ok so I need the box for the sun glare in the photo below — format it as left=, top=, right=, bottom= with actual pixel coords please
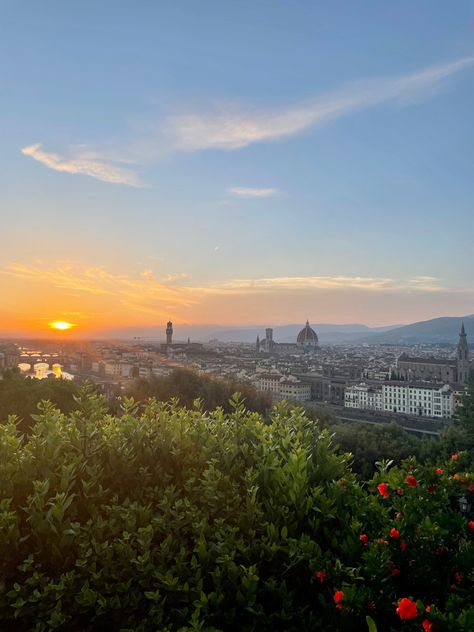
left=49, top=321, right=75, bottom=331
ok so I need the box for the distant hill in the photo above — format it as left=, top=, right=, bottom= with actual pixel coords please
left=359, top=315, right=474, bottom=345
left=96, top=323, right=399, bottom=344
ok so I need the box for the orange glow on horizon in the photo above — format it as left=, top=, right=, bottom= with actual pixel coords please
left=49, top=321, right=75, bottom=331
left=1, top=260, right=471, bottom=337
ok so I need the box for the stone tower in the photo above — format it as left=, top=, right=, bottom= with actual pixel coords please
left=456, top=322, right=470, bottom=383
left=265, top=328, right=274, bottom=353
left=166, top=320, right=173, bottom=345
left=256, top=335, right=260, bottom=353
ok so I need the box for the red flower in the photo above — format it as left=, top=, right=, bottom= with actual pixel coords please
left=422, top=620, right=433, bottom=632
left=400, top=541, right=407, bottom=552
left=425, top=606, right=431, bottom=613
left=367, top=600, right=376, bottom=612
left=451, top=453, right=459, bottom=460
left=377, top=482, right=390, bottom=498
left=405, top=475, right=418, bottom=488
left=468, top=521, right=474, bottom=532
left=391, top=566, right=401, bottom=577
left=453, top=473, right=460, bottom=480
left=360, top=534, right=369, bottom=545
left=427, top=484, right=436, bottom=494
left=333, top=591, right=344, bottom=608
left=396, top=598, right=418, bottom=620
left=390, top=527, right=400, bottom=539
left=453, top=572, right=462, bottom=583
left=314, top=570, right=326, bottom=583
left=435, top=468, right=443, bottom=475
left=468, top=484, right=474, bottom=492
left=397, top=487, right=404, bottom=495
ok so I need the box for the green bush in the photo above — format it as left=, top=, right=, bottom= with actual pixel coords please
left=0, top=389, right=473, bottom=630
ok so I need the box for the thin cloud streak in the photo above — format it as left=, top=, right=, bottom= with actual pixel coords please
left=230, top=187, right=279, bottom=198
left=213, top=276, right=451, bottom=293
left=21, top=144, right=141, bottom=187
left=20, top=57, right=474, bottom=185
left=166, top=57, right=474, bottom=151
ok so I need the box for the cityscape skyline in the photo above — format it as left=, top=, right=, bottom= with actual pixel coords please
left=1, top=2, right=474, bottom=336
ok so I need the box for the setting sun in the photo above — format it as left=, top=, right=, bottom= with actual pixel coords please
left=49, top=321, right=75, bottom=331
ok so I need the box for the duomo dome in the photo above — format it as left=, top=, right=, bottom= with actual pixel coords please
left=296, top=321, right=319, bottom=349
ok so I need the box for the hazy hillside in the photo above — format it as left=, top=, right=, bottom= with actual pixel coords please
left=360, top=315, right=474, bottom=344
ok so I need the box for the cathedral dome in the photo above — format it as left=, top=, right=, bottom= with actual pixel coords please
left=296, top=321, right=319, bottom=348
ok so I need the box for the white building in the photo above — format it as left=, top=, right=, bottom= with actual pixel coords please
left=255, top=373, right=282, bottom=396
left=383, top=382, right=454, bottom=418
left=138, top=366, right=152, bottom=379
left=345, top=381, right=455, bottom=419
left=344, top=383, right=383, bottom=411
left=278, top=379, right=311, bottom=402
left=104, top=362, right=133, bottom=378
left=255, top=373, right=311, bottom=402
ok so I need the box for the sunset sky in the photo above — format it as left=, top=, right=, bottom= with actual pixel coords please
left=1, top=1, right=474, bottom=338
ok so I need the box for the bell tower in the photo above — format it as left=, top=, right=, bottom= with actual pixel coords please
left=456, top=322, right=470, bottom=383
left=166, top=320, right=173, bottom=346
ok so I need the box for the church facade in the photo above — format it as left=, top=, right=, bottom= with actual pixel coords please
left=396, top=324, right=471, bottom=384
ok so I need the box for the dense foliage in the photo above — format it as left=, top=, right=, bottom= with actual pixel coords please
left=126, top=368, right=272, bottom=415
left=457, top=380, right=474, bottom=450
left=1, top=388, right=473, bottom=631
left=0, top=369, right=80, bottom=433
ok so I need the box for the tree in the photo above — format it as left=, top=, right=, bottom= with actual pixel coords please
left=457, top=379, right=474, bottom=449
left=126, top=368, right=272, bottom=415
left=0, top=369, right=81, bottom=432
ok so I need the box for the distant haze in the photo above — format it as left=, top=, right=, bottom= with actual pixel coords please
left=5, top=315, right=467, bottom=345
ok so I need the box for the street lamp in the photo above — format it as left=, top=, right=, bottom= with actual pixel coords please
left=457, top=495, right=471, bottom=514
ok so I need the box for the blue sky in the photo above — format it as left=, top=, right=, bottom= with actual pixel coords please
left=1, top=1, right=473, bottom=334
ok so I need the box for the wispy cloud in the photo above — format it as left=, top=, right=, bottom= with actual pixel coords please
left=165, top=58, right=474, bottom=151
left=230, top=187, right=279, bottom=198
left=213, top=275, right=450, bottom=293
left=21, top=144, right=141, bottom=187
left=3, top=261, right=473, bottom=332
left=2, top=262, right=454, bottom=301
left=216, top=276, right=394, bottom=292
left=19, top=58, right=474, bottom=185
left=1, top=262, right=198, bottom=316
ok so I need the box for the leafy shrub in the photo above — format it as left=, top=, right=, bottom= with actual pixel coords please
left=0, top=389, right=472, bottom=630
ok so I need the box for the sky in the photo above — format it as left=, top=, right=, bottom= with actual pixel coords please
left=1, top=1, right=474, bottom=338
